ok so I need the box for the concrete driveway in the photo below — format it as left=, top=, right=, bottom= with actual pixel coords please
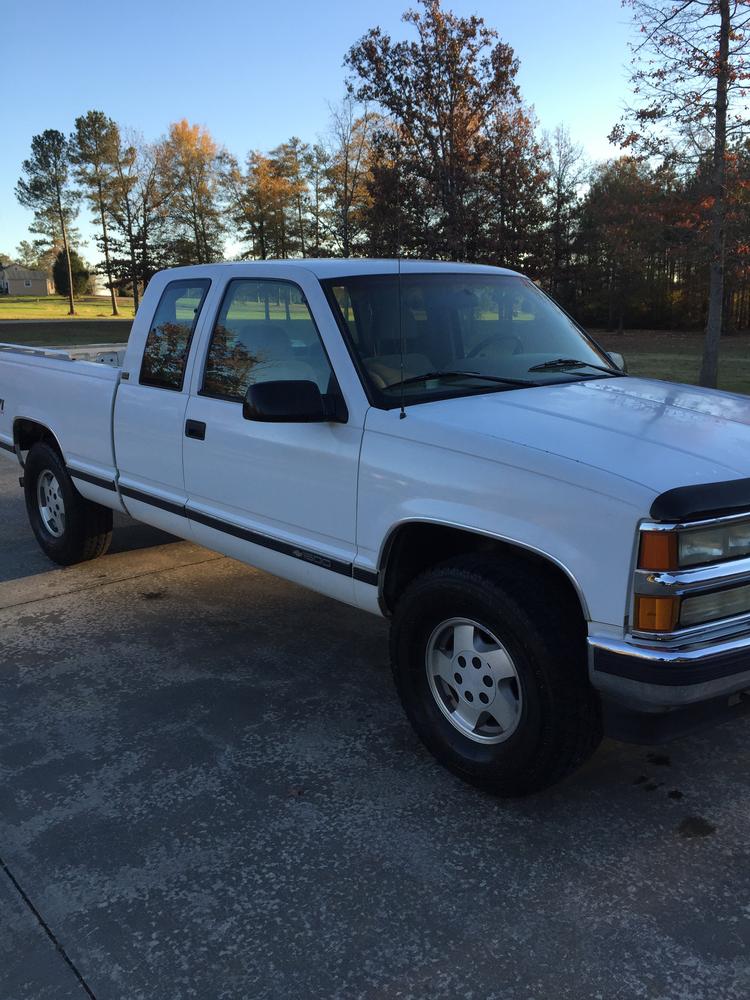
left=1, top=457, right=749, bottom=999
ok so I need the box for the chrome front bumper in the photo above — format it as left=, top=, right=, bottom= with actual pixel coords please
left=589, top=630, right=750, bottom=709
left=588, top=630, right=750, bottom=743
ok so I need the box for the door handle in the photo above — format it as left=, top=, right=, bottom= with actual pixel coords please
left=185, top=419, right=206, bottom=441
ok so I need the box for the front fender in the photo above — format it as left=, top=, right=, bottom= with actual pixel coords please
left=356, top=420, right=648, bottom=628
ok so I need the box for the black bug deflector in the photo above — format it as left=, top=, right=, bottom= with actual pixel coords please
left=651, top=477, right=750, bottom=522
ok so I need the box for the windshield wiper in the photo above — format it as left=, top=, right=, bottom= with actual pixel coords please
left=384, top=370, right=538, bottom=390
left=527, top=357, right=626, bottom=376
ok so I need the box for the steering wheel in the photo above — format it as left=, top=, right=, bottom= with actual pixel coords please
left=466, top=334, right=523, bottom=360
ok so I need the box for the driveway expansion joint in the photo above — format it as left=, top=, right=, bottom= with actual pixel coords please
left=0, top=553, right=226, bottom=613
left=0, top=853, right=98, bottom=999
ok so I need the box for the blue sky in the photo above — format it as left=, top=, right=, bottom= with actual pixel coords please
left=1, top=0, right=634, bottom=260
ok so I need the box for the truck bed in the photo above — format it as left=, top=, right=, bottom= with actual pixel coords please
left=0, top=343, right=123, bottom=489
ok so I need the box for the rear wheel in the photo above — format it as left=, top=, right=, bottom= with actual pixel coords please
left=24, top=442, right=113, bottom=566
left=390, top=556, right=602, bottom=797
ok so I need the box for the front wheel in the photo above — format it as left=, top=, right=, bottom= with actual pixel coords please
left=390, top=556, right=602, bottom=797
left=23, top=442, right=113, bottom=566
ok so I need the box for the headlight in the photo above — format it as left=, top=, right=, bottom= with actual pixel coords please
left=639, top=520, right=750, bottom=570
left=679, top=522, right=750, bottom=567
left=680, top=584, right=750, bottom=628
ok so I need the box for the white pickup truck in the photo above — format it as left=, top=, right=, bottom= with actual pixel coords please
left=3, top=259, right=750, bottom=796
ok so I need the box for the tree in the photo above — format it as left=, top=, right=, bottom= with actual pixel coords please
left=52, top=247, right=89, bottom=297
left=16, top=238, right=59, bottom=273
left=546, top=125, right=585, bottom=304
left=158, top=120, right=226, bottom=264
left=228, top=151, right=298, bottom=259
left=481, top=105, right=550, bottom=271
left=612, top=0, right=750, bottom=386
left=271, top=137, right=312, bottom=256
left=130, top=141, right=172, bottom=288
left=725, top=139, right=750, bottom=330
left=71, top=110, right=121, bottom=315
left=346, top=0, right=524, bottom=260
left=578, top=158, right=672, bottom=330
left=16, top=130, right=79, bottom=314
left=16, top=240, right=41, bottom=269
left=325, top=97, right=376, bottom=257
left=362, top=128, right=406, bottom=256
left=108, top=133, right=172, bottom=308
left=107, top=132, right=141, bottom=306
left=303, top=143, right=331, bottom=256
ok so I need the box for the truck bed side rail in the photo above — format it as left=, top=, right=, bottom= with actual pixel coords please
left=0, top=342, right=74, bottom=361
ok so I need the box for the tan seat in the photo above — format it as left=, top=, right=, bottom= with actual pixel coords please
left=365, top=353, right=435, bottom=389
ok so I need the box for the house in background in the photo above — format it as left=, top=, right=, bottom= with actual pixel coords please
left=0, top=263, right=54, bottom=296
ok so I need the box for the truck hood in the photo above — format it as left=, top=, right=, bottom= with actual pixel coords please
left=405, top=377, right=750, bottom=496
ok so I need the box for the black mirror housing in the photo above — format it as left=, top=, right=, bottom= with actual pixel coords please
left=243, top=379, right=335, bottom=423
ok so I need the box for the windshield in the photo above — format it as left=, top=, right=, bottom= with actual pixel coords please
left=323, top=273, right=618, bottom=407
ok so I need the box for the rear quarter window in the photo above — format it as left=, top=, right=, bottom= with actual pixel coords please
left=139, top=279, right=211, bottom=391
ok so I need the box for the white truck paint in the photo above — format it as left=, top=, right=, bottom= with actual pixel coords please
left=3, top=259, right=750, bottom=793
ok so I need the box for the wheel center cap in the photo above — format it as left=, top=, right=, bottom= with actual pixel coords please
left=454, top=651, right=496, bottom=704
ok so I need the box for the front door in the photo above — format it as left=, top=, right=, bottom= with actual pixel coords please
left=182, top=276, right=362, bottom=604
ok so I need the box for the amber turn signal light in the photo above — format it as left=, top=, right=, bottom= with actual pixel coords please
left=638, top=532, right=678, bottom=571
left=634, top=595, right=680, bottom=632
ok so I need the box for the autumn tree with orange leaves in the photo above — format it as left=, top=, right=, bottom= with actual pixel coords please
left=226, top=149, right=301, bottom=259
left=158, top=119, right=227, bottom=264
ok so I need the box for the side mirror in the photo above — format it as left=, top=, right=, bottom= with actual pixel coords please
left=607, top=351, right=627, bottom=373
left=243, top=379, right=335, bottom=423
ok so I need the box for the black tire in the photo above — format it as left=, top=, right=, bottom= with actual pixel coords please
left=390, top=555, right=602, bottom=797
left=23, top=441, right=113, bottom=566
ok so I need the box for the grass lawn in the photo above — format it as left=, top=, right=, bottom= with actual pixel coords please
left=0, top=295, right=135, bottom=320
left=596, top=329, right=750, bottom=397
left=0, top=325, right=131, bottom=348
